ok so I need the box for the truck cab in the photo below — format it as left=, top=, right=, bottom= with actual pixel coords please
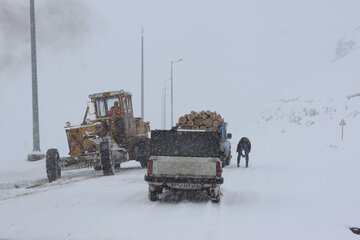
left=219, top=122, right=232, bottom=167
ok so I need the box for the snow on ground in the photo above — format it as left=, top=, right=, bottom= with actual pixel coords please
left=0, top=110, right=360, bottom=239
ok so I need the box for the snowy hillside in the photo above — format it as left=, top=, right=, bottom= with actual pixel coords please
left=259, top=94, right=360, bottom=127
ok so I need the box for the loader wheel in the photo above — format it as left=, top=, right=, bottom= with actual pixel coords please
left=46, top=149, right=61, bottom=182
left=100, top=139, right=114, bottom=176
left=139, top=157, right=148, bottom=168
left=94, top=165, right=102, bottom=171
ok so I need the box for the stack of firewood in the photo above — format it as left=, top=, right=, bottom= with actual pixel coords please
left=176, top=110, right=224, bottom=132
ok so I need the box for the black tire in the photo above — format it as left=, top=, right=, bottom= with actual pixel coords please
left=211, top=195, right=220, bottom=203
left=94, top=165, right=102, bottom=171
left=46, top=149, right=61, bottom=182
left=57, top=167, right=61, bottom=178
left=225, top=156, right=231, bottom=166
left=100, top=139, right=114, bottom=175
left=210, top=188, right=221, bottom=203
left=148, top=187, right=158, bottom=201
left=139, top=157, right=148, bottom=168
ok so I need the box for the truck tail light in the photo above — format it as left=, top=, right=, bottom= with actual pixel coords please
left=216, top=161, right=222, bottom=177
left=147, top=159, right=153, bottom=175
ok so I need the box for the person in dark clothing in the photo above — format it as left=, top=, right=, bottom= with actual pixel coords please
left=237, top=137, right=251, bottom=168
left=108, top=101, right=121, bottom=117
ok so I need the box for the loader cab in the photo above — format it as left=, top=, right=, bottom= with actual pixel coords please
left=95, top=96, right=120, bottom=117
left=90, top=90, right=135, bottom=131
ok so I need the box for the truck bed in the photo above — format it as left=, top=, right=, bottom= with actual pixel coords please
left=150, top=129, right=220, bottom=157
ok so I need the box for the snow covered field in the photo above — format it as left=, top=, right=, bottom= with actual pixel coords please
left=0, top=115, right=359, bottom=240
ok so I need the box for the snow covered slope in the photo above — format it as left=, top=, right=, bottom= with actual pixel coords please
left=259, top=95, right=360, bottom=127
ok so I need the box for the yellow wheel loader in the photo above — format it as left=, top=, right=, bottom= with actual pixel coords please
left=46, top=90, right=150, bottom=182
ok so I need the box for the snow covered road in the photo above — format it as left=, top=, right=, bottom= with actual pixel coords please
left=1, top=125, right=359, bottom=240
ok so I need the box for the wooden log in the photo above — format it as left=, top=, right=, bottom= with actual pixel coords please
left=178, top=116, right=187, bottom=124
left=179, top=123, right=190, bottom=129
left=194, top=118, right=204, bottom=126
left=192, top=125, right=199, bottom=130
left=187, top=120, right=194, bottom=126
left=212, top=120, right=220, bottom=128
left=177, top=111, right=225, bottom=132
left=204, top=118, right=212, bottom=126
left=209, top=112, right=216, bottom=118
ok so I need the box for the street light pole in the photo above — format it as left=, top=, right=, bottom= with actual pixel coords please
left=28, top=0, right=44, bottom=161
left=141, top=28, right=144, bottom=120
left=162, top=78, right=170, bottom=129
left=162, top=83, right=165, bottom=129
left=170, top=58, right=183, bottom=127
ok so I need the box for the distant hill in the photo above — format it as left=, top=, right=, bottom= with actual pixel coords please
left=259, top=94, right=360, bottom=127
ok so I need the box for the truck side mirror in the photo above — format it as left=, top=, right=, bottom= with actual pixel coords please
left=227, top=133, right=232, bottom=139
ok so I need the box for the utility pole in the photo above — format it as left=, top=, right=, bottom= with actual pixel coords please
left=162, top=79, right=170, bottom=129
left=170, top=58, right=183, bottom=127
left=28, top=0, right=44, bottom=161
left=162, top=81, right=166, bottom=129
left=141, top=28, right=144, bottom=120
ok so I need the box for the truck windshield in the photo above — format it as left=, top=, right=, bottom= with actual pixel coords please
left=96, top=96, right=120, bottom=117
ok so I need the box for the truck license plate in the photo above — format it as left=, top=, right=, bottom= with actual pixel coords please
left=168, top=183, right=202, bottom=189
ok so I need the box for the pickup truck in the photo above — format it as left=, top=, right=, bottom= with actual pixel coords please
left=144, top=128, right=225, bottom=203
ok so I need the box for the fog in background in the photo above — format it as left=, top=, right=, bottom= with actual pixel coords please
left=0, top=0, right=359, bottom=160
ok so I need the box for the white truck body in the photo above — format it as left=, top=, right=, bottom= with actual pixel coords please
left=152, top=156, right=218, bottom=177
left=149, top=156, right=221, bottom=190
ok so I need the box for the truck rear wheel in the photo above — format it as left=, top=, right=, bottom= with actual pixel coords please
left=148, top=187, right=158, bottom=201
left=46, top=149, right=61, bottom=182
left=100, top=139, right=114, bottom=175
left=211, top=194, right=220, bottom=203
left=210, top=188, right=221, bottom=203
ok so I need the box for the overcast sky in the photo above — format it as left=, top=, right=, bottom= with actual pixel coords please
left=0, top=0, right=359, bottom=159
